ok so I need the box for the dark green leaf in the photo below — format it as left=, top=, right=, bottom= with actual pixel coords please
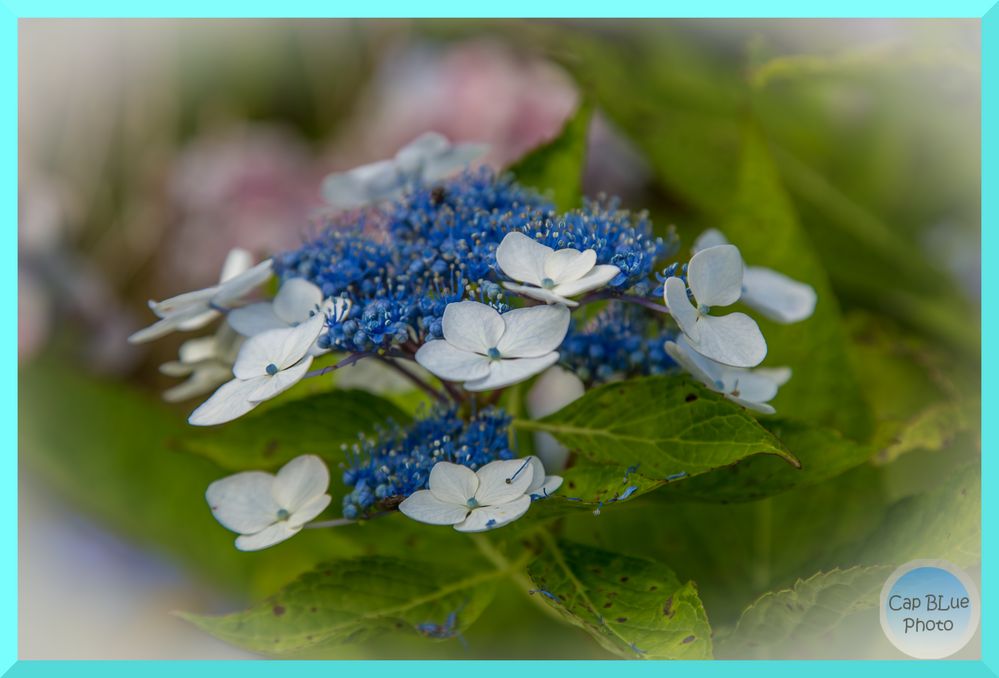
left=527, top=539, right=712, bottom=659
left=515, top=375, right=797, bottom=481
left=181, top=389, right=410, bottom=471
left=181, top=555, right=506, bottom=655
left=509, top=100, right=592, bottom=210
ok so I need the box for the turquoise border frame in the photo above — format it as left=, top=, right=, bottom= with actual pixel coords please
left=7, top=2, right=995, bottom=675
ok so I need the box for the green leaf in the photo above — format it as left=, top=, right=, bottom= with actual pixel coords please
left=515, top=375, right=797, bottom=480
left=527, top=539, right=712, bottom=659
left=725, top=125, right=872, bottom=439
left=850, top=462, right=980, bottom=568
left=716, top=566, right=891, bottom=658
left=182, top=554, right=508, bottom=655
left=19, top=359, right=364, bottom=597
left=509, top=100, right=592, bottom=210
left=181, top=389, right=410, bottom=471
left=661, top=419, right=873, bottom=503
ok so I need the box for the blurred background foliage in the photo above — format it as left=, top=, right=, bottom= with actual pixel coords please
left=19, top=19, right=979, bottom=659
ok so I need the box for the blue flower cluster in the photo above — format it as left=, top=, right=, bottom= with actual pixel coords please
left=341, top=406, right=515, bottom=519
left=275, top=168, right=673, bottom=353
left=559, top=304, right=678, bottom=384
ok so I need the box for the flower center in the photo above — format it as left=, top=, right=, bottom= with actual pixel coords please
left=466, top=497, right=480, bottom=508
left=276, top=508, right=290, bottom=520
left=265, top=363, right=279, bottom=376
left=541, top=277, right=556, bottom=289
left=486, top=347, right=502, bottom=361
left=697, top=304, right=711, bottom=315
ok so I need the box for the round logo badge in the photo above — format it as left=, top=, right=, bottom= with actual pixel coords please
left=880, top=560, right=980, bottom=659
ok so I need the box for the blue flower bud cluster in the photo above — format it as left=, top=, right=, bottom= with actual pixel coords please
left=341, top=406, right=515, bottom=519
left=274, top=168, right=674, bottom=353
left=559, top=304, right=678, bottom=384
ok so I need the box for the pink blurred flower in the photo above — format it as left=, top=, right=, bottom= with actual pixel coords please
left=161, top=124, right=320, bottom=287
left=327, top=40, right=579, bottom=170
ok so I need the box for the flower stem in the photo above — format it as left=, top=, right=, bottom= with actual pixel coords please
left=376, top=356, right=450, bottom=404
left=305, top=352, right=373, bottom=378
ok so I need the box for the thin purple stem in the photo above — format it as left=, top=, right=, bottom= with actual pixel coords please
left=305, top=352, right=373, bottom=378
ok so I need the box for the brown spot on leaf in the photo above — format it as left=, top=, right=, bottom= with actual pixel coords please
left=263, top=440, right=279, bottom=458
left=619, top=576, right=629, bottom=583
left=682, top=635, right=695, bottom=644
left=603, top=602, right=612, bottom=608
left=685, top=393, right=698, bottom=403
left=272, top=605, right=286, bottom=616
left=663, top=596, right=674, bottom=618
left=616, top=617, right=628, bottom=623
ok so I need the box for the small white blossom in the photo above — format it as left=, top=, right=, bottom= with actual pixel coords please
left=495, top=232, right=620, bottom=307
left=399, top=457, right=562, bottom=532
left=415, top=300, right=569, bottom=391
left=128, top=248, right=272, bottom=344
left=663, top=244, right=767, bottom=368
left=188, top=303, right=331, bottom=426
left=526, top=366, right=585, bottom=471
left=321, top=132, right=488, bottom=209
left=693, top=229, right=817, bottom=324
left=206, top=454, right=332, bottom=551
left=159, top=322, right=242, bottom=402
left=665, top=335, right=790, bottom=414
left=227, top=278, right=351, bottom=350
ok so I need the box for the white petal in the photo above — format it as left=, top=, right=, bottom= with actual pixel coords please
left=495, top=232, right=552, bottom=287
left=178, top=336, right=220, bottom=364
left=212, top=259, right=274, bottom=307
left=128, top=317, right=182, bottom=344
left=725, top=371, right=779, bottom=405
left=427, top=462, right=479, bottom=505
left=273, top=455, right=330, bottom=512
left=495, top=304, right=570, bottom=358
left=664, top=337, right=724, bottom=391
left=235, top=522, right=300, bottom=551
left=742, top=267, right=817, bottom=324
left=415, top=341, right=492, bottom=382
left=322, top=159, right=403, bottom=208
left=688, top=244, right=744, bottom=307
left=664, top=277, right=700, bottom=342
left=441, top=301, right=505, bottom=353
left=273, top=278, right=323, bottom=325
left=176, top=308, right=221, bottom=332
left=233, top=314, right=324, bottom=378
left=206, top=471, right=280, bottom=534
left=474, top=458, right=535, bottom=506
left=159, top=360, right=194, bottom=378
left=551, top=264, right=620, bottom=298
left=755, top=366, right=792, bottom=387
left=689, top=313, right=767, bottom=368
left=463, top=353, right=560, bottom=392
left=219, top=248, right=254, bottom=282
left=188, top=377, right=265, bottom=426
left=227, top=303, right=286, bottom=337
left=692, top=228, right=729, bottom=253
left=150, top=287, right=217, bottom=319
left=530, top=476, right=563, bottom=501
left=526, top=366, right=585, bottom=419
left=502, top=282, right=578, bottom=307
left=162, top=364, right=233, bottom=402
left=728, top=396, right=776, bottom=415
left=399, top=490, right=470, bottom=526
left=395, top=132, right=450, bottom=174
left=246, top=357, right=313, bottom=403
left=421, top=143, right=489, bottom=182
left=454, top=496, right=532, bottom=532
left=533, top=433, right=570, bottom=473
left=525, top=456, right=548, bottom=494
left=544, top=248, right=596, bottom=285
left=288, top=493, right=332, bottom=528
